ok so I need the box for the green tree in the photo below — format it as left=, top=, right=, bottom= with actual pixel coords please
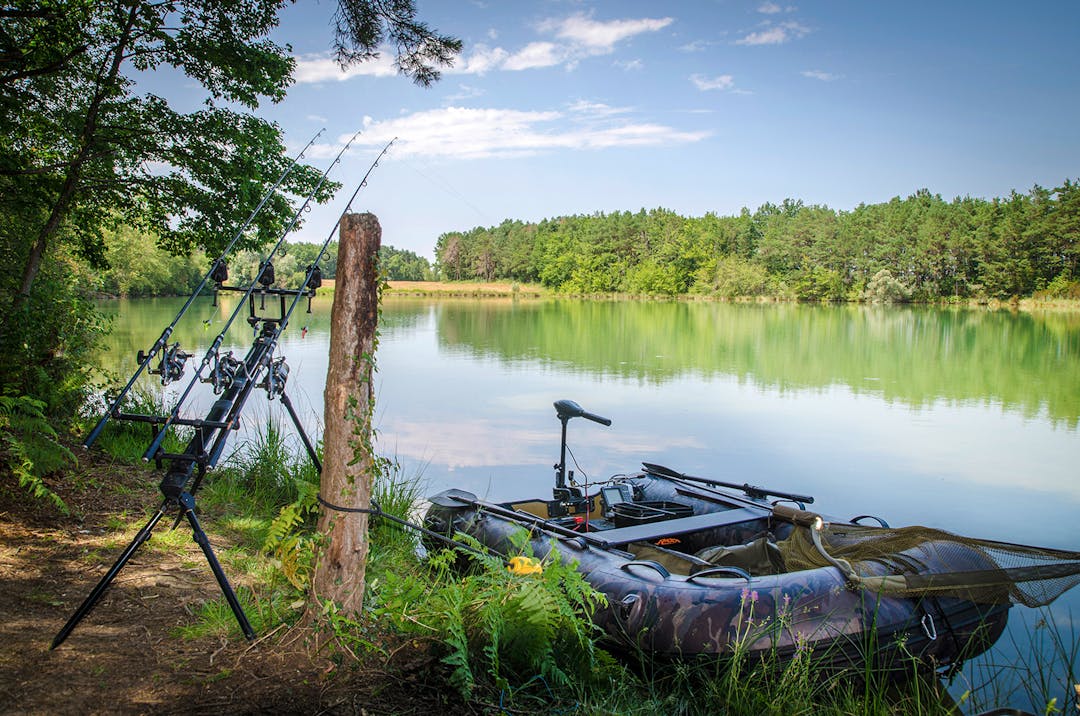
left=101, top=225, right=204, bottom=297
left=0, top=0, right=459, bottom=414
left=380, top=245, right=432, bottom=281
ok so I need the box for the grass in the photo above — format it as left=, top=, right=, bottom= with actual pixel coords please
left=87, top=418, right=1077, bottom=716
left=88, top=388, right=189, bottom=461
left=384, top=280, right=547, bottom=298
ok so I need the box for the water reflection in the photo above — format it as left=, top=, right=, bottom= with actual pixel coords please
left=433, top=300, right=1080, bottom=427
left=95, top=295, right=1080, bottom=713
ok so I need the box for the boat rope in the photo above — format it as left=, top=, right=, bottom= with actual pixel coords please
left=315, top=493, right=486, bottom=556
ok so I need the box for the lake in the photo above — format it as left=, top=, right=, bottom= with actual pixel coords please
left=95, top=295, right=1080, bottom=710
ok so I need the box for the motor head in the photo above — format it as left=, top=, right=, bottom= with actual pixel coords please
left=553, top=399, right=612, bottom=426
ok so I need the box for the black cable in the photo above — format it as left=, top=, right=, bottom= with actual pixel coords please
left=315, top=494, right=486, bottom=556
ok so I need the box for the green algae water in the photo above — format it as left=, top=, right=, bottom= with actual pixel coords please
left=95, top=296, right=1080, bottom=711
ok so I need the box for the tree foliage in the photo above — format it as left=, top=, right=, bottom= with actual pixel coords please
left=433, top=183, right=1080, bottom=301
left=332, top=0, right=462, bottom=87
left=0, top=0, right=459, bottom=426
left=379, top=244, right=433, bottom=281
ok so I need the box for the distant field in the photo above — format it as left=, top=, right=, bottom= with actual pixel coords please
left=384, top=280, right=546, bottom=297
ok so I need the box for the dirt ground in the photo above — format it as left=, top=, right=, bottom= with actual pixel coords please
left=0, top=449, right=481, bottom=715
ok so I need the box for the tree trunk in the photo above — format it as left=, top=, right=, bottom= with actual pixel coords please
left=11, top=1, right=138, bottom=311
left=310, top=213, right=381, bottom=617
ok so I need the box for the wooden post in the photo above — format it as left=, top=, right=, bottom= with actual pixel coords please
left=310, top=213, right=381, bottom=616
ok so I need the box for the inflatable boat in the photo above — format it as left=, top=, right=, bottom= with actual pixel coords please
left=423, top=401, right=1080, bottom=672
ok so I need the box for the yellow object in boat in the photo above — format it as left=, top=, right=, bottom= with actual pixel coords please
left=507, top=556, right=543, bottom=576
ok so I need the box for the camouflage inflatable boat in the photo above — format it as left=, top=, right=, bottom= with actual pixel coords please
left=424, top=401, right=1080, bottom=672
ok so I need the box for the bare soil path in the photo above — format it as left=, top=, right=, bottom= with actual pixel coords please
left=0, top=449, right=473, bottom=715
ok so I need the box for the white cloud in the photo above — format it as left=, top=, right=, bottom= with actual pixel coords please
left=295, top=14, right=673, bottom=84
left=757, top=2, right=783, bottom=14
left=543, top=13, right=674, bottom=53
left=679, top=40, right=711, bottom=53
left=314, top=105, right=709, bottom=160
left=566, top=101, right=631, bottom=118
left=445, top=84, right=486, bottom=102
left=459, top=45, right=510, bottom=75
left=292, top=52, right=398, bottom=83
left=502, top=42, right=564, bottom=71
left=616, top=58, right=644, bottom=71
left=802, top=69, right=840, bottom=81
left=306, top=114, right=328, bottom=123
left=736, top=21, right=811, bottom=45
left=691, top=73, right=736, bottom=91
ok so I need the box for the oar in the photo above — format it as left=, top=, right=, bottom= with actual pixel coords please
left=642, top=462, right=815, bottom=506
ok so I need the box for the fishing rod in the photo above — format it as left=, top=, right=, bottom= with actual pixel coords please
left=197, top=137, right=396, bottom=471
left=83, top=128, right=325, bottom=449
left=139, top=130, right=362, bottom=464
left=279, top=138, right=396, bottom=333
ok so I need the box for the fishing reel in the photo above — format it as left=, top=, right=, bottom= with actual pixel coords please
left=139, top=342, right=191, bottom=386
left=260, top=356, right=290, bottom=399
left=203, top=351, right=245, bottom=395
left=256, top=260, right=275, bottom=310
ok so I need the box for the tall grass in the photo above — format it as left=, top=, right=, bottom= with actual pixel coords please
left=87, top=388, right=188, bottom=461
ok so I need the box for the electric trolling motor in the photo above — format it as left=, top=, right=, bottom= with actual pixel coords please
left=551, top=399, right=611, bottom=513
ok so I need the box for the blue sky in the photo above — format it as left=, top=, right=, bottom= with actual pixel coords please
left=253, top=1, right=1080, bottom=259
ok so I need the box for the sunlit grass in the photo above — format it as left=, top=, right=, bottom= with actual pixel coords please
left=87, top=388, right=189, bottom=461
left=174, top=587, right=303, bottom=640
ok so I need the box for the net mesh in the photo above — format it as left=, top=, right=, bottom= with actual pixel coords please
left=777, top=523, right=1080, bottom=607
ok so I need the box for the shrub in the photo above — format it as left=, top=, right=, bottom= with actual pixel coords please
left=694, top=254, right=778, bottom=297
left=0, top=394, right=74, bottom=512
left=863, top=268, right=912, bottom=303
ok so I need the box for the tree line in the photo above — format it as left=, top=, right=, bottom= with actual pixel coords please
left=84, top=226, right=433, bottom=298
left=434, top=182, right=1080, bottom=301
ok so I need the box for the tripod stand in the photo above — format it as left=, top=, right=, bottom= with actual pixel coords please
left=51, top=485, right=252, bottom=649
left=52, top=324, right=322, bottom=650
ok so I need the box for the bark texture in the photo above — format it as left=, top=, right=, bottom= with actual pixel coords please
left=310, top=213, right=381, bottom=615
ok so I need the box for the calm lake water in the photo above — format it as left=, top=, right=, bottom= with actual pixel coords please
left=96, top=295, right=1080, bottom=710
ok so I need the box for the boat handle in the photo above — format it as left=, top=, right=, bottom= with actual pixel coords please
left=921, top=613, right=937, bottom=641
left=620, top=560, right=671, bottom=580
left=686, top=566, right=752, bottom=584
left=771, top=497, right=807, bottom=511
left=850, top=514, right=890, bottom=528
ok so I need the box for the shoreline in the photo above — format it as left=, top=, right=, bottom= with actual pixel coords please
left=381, top=280, right=1080, bottom=312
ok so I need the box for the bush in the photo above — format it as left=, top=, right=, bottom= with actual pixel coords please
left=694, top=254, right=778, bottom=298
left=794, top=267, right=846, bottom=301
left=862, top=268, right=912, bottom=303
left=622, top=260, right=685, bottom=296
left=0, top=259, right=109, bottom=421
left=0, top=394, right=74, bottom=512
left=1034, top=272, right=1080, bottom=300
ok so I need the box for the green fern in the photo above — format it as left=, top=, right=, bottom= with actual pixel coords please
left=391, top=530, right=609, bottom=701
left=262, top=462, right=321, bottom=590
left=0, top=394, right=74, bottom=513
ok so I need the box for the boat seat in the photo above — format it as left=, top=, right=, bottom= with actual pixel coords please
left=628, top=542, right=713, bottom=577
left=588, top=507, right=765, bottom=548
left=696, top=534, right=786, bottom=576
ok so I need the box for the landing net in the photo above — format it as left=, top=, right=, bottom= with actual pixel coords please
left=778, top=523, right=1080, bottom=607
